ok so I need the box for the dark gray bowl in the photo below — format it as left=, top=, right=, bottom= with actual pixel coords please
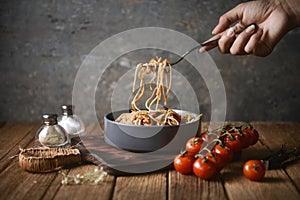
left=104, top=109, right=201, bottom=152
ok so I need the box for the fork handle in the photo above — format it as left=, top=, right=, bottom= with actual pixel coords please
left=201, top=38, right=220, bottom=46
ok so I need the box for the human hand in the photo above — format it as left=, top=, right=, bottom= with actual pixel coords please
left=200, top=0, right=300, bottom=57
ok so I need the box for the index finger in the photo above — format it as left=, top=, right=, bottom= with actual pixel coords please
left=212, top=3, right=245, bottom=34
left=199, top=34, right=220, bottom=53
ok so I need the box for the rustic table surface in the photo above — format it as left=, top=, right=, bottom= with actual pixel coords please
left=0, top=122, right=299, bottom=200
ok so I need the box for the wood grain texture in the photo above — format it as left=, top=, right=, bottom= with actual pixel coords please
left=112, top=173, right=166, bottom=200
left=222, top=143, right=299, bottom=200
left=221, top=122, right=300, bottom=200
left=53, top=165, right=115, bottom=200
left=0, top=123, right=40, bottom=172
left=0, top=123, right=108, bottom=200
left=252, top=122, right=300, bottom=193
left=43, top=123, right=109, bottom=200
left=169, top=171, right=227, bottom=200
left=76, top=134, right=175, bottom=176
left=0, top=122, right=39, bottom=159
left=0, top=122, right=299, bottom=200
left=77, top=121, right=176, bottom=175
left=0, top=122, right=60, bottom=200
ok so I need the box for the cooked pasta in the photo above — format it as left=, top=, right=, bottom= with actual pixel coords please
left=115, top=57, right=202, bottom=126
left=131, top=57, right=171, bottom=111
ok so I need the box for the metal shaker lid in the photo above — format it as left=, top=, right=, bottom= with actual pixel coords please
left=61, top=105, right=73, bottom=116
left=42, top=114, right=58, bottom=125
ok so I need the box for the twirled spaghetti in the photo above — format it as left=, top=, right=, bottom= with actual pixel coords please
left=131, top=57, right=171, bottom=111
left=115, top=57, right=202, bottom=126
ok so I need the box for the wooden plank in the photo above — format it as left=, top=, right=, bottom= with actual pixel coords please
left=1, top=122, right=299, bottom=200
left=52, top=165, right=115, bottom=200
left=0, top=123, right=40, bottom=172
left=0, top=122, right=39, bottom=159
left=0, top=123, right=102, bottom=200
left=41, top=123, right=100, bottom=199
left=221, top=124, right=300, bottom=200
left=168, top=122, right=238, bottom=200
left=252, top=122, right=300, bottom=192
left=76, top=121, right=176, bottom=176
left=112, top=173, right=166, bottom=200
left=224, top=159, right=299, bottom=200
left=169, top=171, right=227, bottom=200
left=0, top=135, right=61, bottom=200
left=3, top=168, right=59, bottom=200
left=83, top=122, right=102, bottom=136
left=0, top=122, right=61, bottom=200
left=252, top=122, right=300, bottom=148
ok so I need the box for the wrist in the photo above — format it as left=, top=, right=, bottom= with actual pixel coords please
left=275, top=0, right=300, bottom=29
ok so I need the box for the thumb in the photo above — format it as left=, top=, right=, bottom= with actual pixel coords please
left=212, top=3, right=245, bottom=34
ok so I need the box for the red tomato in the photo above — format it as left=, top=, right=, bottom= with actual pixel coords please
left=174, top=153, right=195, bottom=174
left=186, top=137, right=203, bottom=154
left=137, top=114, right=151, bottom=125
left=238, top=131, right=249, bottom=149
left=193, top=157, right=217, bottom=180
left=200, top=131, right=219, bottom=143
left=240, top=130, right=252, bottom=148
left=223, top=132, right=244, bottom=152
left=243, top=160, right=266, bottom=181
left=213, top=144, right=234, bottom=163
left=242, top=128, right=259, bottom=146
left=206, top=152, right=226, bottom=171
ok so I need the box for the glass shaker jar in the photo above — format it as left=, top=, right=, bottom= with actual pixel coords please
left=58, top=105, right=85, bottom=140
left=35, top=114, right=70, bottom=148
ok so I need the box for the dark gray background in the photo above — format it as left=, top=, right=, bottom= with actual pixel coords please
left=1, top=0, right=299, bottom=122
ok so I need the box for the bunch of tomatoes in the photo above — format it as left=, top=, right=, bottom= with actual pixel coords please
left=174, top=124, right=266, bottom=181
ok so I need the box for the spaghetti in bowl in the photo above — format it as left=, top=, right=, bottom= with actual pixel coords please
left=104, top=57, right=202, bottom=152
left=104, top=109, right=201, bottom=152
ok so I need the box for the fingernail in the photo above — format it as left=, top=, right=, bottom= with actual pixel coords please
left=246, top=24, right=255, bottom=33
left=226, top=27, right=234, bottom=37
left=199, top=47, right=205, bottom=53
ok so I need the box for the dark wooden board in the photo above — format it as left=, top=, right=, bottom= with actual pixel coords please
left=75, top=135, right=176, bottom=176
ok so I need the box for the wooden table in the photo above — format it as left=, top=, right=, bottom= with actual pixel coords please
left=0, top=122, right=299, bottom=200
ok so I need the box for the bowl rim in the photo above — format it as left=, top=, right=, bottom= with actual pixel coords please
left=104, top=109, right=201, bottom=128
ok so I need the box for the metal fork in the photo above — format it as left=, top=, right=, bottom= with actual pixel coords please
left=169, top=23, right=256, bottom=66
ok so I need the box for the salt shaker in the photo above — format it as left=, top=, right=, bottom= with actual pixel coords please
left=58, top=105, right=85, bottom=140
left=35, top=114, right=70, bottom=148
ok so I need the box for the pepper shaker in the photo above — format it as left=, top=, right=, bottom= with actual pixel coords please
left=35, top=114, right=70, bottom=148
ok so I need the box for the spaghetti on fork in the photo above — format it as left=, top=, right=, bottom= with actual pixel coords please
left=115, top=57, right=202, bottom=126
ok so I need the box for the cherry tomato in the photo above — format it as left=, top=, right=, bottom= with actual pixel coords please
left=200, top=131, right=219, bottom=143
left=206, top=152, right=226, bottom=171
left=193, top=157, right=217, bottom=180
left=213, top=144, right=234, bottom=163
left=240, top=129, right=252, bottom=148
left=237, top=132, right=249, bottom=149
left=243, top=160, right=266, bottom=181
left=186, top=137, right=202, bottom=154
left=136, top=114, right=151, bottom=125
left=223, top=132, right=244, bottom=152
left=242, top=128, right=259, bottom=146
left=174, top=152, right=195, bottom=174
